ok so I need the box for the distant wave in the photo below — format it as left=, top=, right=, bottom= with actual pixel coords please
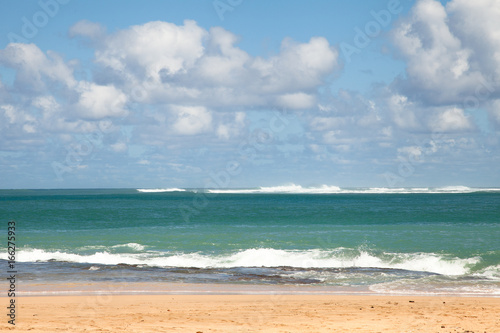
left=137, top=188, right=186, bottom=193
left=7, top=247, right=493, bottom=278
left=206, top=184, right=500, bottom=194
left=207, top=184, right=342, bottom=194
left=135, top=184, right=500, bottom=194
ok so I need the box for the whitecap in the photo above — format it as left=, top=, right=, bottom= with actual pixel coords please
left=137, top=188, right=186, bottom=193
left=10, top=247, right=480, bottom=277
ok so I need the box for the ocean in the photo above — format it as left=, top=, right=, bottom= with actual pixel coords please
left=1, top=185, right=499, bottom=296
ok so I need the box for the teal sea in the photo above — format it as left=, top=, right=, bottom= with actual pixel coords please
left=1, top=186, right=500, bottom=296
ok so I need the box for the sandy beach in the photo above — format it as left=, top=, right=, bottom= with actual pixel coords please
left=3, top=294, right=499, bottom=332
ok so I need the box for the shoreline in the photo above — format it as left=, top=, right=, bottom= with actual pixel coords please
left=15, top=281, right=500, bottom=297
left=3, top=294, right=499, bottom=332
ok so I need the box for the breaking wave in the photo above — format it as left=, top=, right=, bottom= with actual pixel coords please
left=8, top=247, right=487, bottom=277
left=137, top=188, right=186, bottom=193
left=160, top=184, right=500, bottom=194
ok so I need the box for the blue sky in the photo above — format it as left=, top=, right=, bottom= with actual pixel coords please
left=1, top=0, right=499, bottom=189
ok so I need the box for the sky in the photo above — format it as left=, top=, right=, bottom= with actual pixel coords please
left=0, top=0, right=499, bottom=189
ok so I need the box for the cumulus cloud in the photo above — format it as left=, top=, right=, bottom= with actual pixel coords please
left=196, top=26, right=250, bottom=86
left=0, top=103, right=48, bottom=152
left=70, top=19, right=339, bottom=109
left=0, top=42, right=131, bottom=155
left=0, top=18, right=340, bottom=159
left=2, top=12, right=497, bottom=188
left=397, top=145, right=424, bottom=162
left=387, top=94, right=419, bottom=129
left=0, top=43, right=76, bottom=92
left=446, top=0, right=500, bottom=78
left=252, top=36, right=338, bottom=94
left=306, top=90, right=394, bottom=156
left=75, top=82, right=128, bottom=119
left=32, top=95, right=60, bottom=121
left=0, top=104, right=37, bottom=134
left=94, top=20, right=207, bottom=81
left=429, top=107, right=474, bottom=132
left=170, top=105, right=213, bottom=135
left=391, top=0, right=500, bottom=106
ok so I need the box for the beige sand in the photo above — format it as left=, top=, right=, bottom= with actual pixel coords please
left=2, top=294, right=499, bottom=332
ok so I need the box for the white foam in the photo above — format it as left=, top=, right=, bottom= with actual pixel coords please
left=473, top=264, right=500, bottom=280
left=208, top=184, right=342, bottom=194
left=111, top=243, right=146, bottom=251
left=14, top=249, right=147, bottom=266
left=205, top=184, right=498, bottom=194
left=9, top=247, right=482, bottom=276
left=386, top=252, right=479, bottom=276
left=137, top=188, right=186, bottom=193
left=434, top=186, right=474, bottom=193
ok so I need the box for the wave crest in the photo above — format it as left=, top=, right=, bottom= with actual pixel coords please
left=138, top=184, right=500, bottom=194
left=7, top=247, right=485, bottom=277
left=207, top=184, right=342, bottom=194
left=137, top=188, right=186, bottom=193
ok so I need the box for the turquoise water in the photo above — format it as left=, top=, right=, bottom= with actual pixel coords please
left=1, top=187, right=499, bottom=295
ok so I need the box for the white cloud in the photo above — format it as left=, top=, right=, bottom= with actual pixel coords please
left=110, top=142, right=128, bottom=152
left=95, top=20, right=206, bottom=82
left=0, top=104, right=44, bottom=150
left=317, top=104, right=335, bottom=113
left=216, top=125, right=231, bottom=140
left=0, top=43, right=76, bottom=91
left=167, top=162, right=203, bottom=173
left=75, top=82, right=128, bottom=119
left=1, top=13, right=497, bottom=189
left=216, top=111, right=246, bottom=140
left=276, top=92, right=315, bottom=110
left=387, top=94, right=419, bottom=129
left=322, top=130, right=351, bottom=151
left=253, top=36, right=338, bottom=94
left=391, top=0, right=498, bottom=105
left=196, top=27, right=250, bottom=86
left=1, top=104, right=20, bottom=124
left=446, top=0, right=500, bottom=78
left=385, top=92, right=476, bottom=133
left=310, top=117, right=346, bottom=131
left=32, top=95, right=61, bottom=120
left=357, top=109, right=381, bottom=128
left=398, top=146, right=423, bottom=160
left=0, top=104, right=38, bottom=133
left=170, top=105, right=213, bottom=135
left=68, top=20, right=106, bottom=40
left=430, top=107, right=473, bottom=132
left=70, top=20, right=339, bottom=110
